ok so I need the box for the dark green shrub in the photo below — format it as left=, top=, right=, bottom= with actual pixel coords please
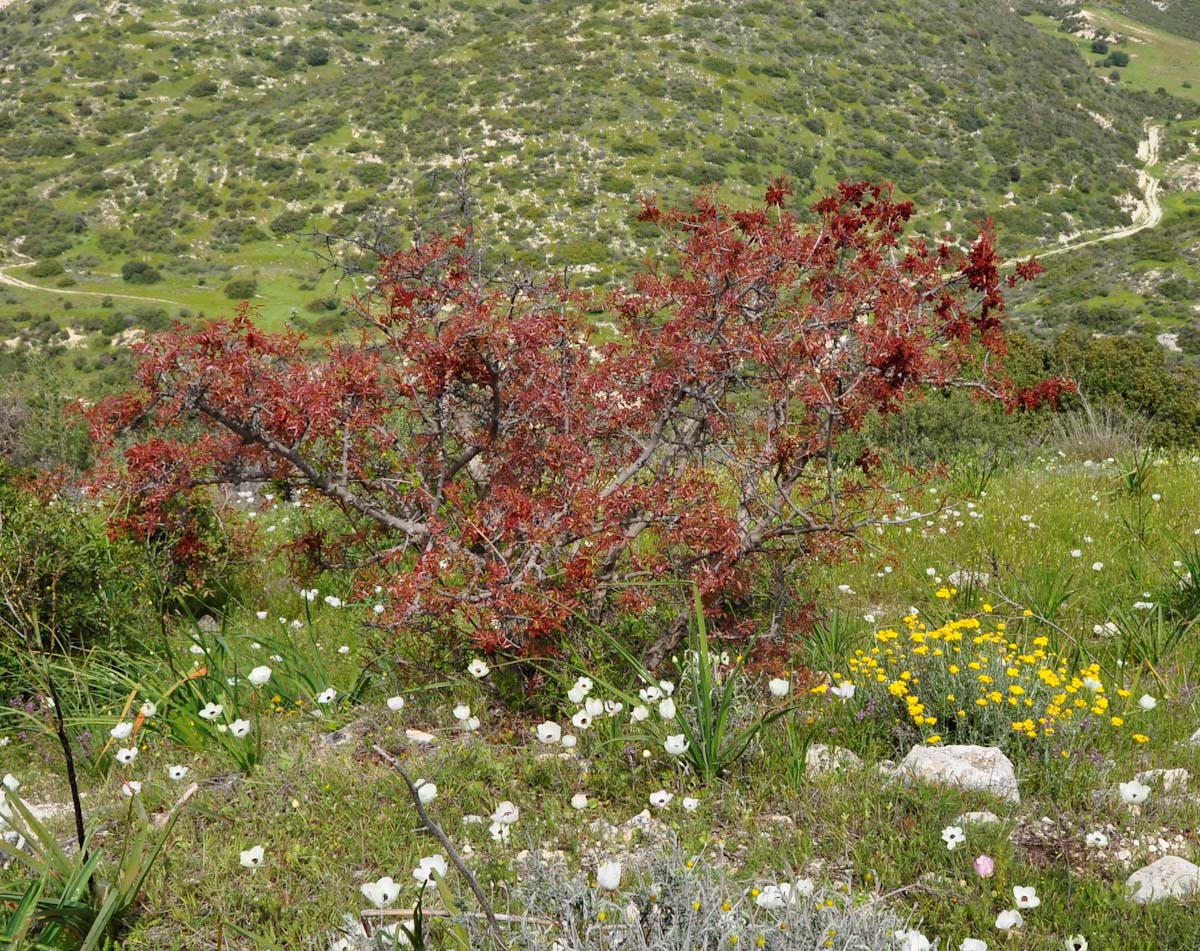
left=121, top=260, right=163, bottom=284
left=223, top=277, right=258, bottom=299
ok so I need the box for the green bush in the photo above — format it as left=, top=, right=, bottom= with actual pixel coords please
left=121, top=260, right=163, bottom=284
left=223, top=277, right=258, bottom=300
left=27, top=259, right=65, bottom=278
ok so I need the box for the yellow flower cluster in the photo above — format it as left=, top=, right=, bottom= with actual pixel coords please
left=840, top=614, right=1142, bottom=747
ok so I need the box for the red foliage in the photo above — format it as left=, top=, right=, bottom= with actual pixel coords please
left=85, top=182, right=1060, bottom=662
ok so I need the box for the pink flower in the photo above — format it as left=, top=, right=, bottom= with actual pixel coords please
left=974, top=855, right=995, bottom=878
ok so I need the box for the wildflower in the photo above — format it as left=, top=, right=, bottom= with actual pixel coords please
left=894, top=929, right=931, bottom=950
left=831, top=682, right=856, bottom=701
left=568, top=677, right=594, bottom=704
left=755, top=885, right=787, bottom=909
left=658, top=697, right=677, bottom=719
left=230, top=719, right=251, bottom=739
left=247, top=666, right=272, bottom=687
left=324, top=595, right=342, bottom=608
left=994, top=909, right=1024, bottom=932
left=585, top=696, right=605, bottom=717
left=1092, top=562, right=1103, bottom=571
left=413, top=854, right=448, bottom=883
left=768, top=678, right=790, bottom=697
left=361, top=876, right=400, bottom=908
left=1119, top=780, right=1150, bottom=804
left=1137, top=694, right=1157, bottom=711
left=639, top=685, right=662, bottom=703
left=659, top=680, right=675, bottom=696
left=960, top=940, right=987, bottom=951
left=255, top=611, right=268, bottom=620
left=453, top=703, right=471, bottom=721
left=139, top=701, right=157, bottom=718
left=973, top=855, right=995, bottom=878
left=942, top=825, right=966, bottom=851
left=491, top=801, right=519, bottom=825
left=1013, top=886, right=1040, bottom=909
left=467, top=658, right=490, bottom=678
left=414, top=779, right=438, bottom=804
left=1082, top=677, right=1102, bottom=692
left=337, top=645, right=350, bottom=654
left=597, top=859, right=622, bottom=890
left=199, top=702, right=223, bottom=721
left=115, top=747, right=138, bottom=766
left=489, top=821, right=510, bottom=843
left=664, top=734, right=689, bottom=756
left=682, top=796, right=700, bottom=812
left=1085, top=831, right=1108, bottom=848
left=648, top=790, right=673, bottom=808
left=561, top=734, right=577, bottom=749
left=537, top=721, right=562, bottom=744
left=1, top=774, right=18, bottom=792
left=631, top=705, right=649, bottom=722
left=1065, top=936, right=1088, bottom=951
left=571, top=709, right=593, bottom=730
left=386, top=696, right=406, bottom=711
left=604, top=701, right=624, bottom=716
left=111, top=721, right=133, bottom=740
left=167, top=765, right=189, bottom=781
left=120, top=780, right=142, bottom=797
left=1133, top=733, right=1149, bottom=743
left=571, top=793, right=588, bottom=810
left=316, top=687, right=337, bottom=704
left=239, top=845, right=264, bottom=868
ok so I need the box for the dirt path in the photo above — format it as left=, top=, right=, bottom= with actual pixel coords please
left=1031, top=122, right=1163, bottom=261
left=0, top=256, right=179, bottom=308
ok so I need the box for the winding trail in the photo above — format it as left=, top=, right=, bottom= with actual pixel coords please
left=1027, top=122, right=1163, bottom=262
left=0, top=254, right=179, bottom=308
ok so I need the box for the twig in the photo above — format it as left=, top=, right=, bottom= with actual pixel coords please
left=362, top=907, right=555, bottom=927
left=371, top=744, right=506, bottom=947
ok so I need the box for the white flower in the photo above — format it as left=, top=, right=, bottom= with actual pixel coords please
left=567, top=684, right=588, bottom=705
left=468, top=658, right=491, bottom=678
left=1085, top=831, right=1109, bottom=848
left=489, top=821, right=510, bottom=843
left=648, top=790, right=673, bottom=808
left=941, top=825, right=966, bottom=851
left=570, top=709, right=593, bottom=730
left=659, top=680, right=675, bottom=696
left=120, top=780, right=142, bottom=797
left=638, top=685, right=662, bottom=703
left=110, top=721, right=133, bottom=740
left=115, top=747, right=138, bottom=766
left=1064, top=936, right=1088, bottom=951
left=585, top=697, right=604, bottom=717
left=255, top=611, right=268, bottom=620
left=960, top=940, right=987, bottom=951
left=1137, top=694, right=1157, bottom=711
left=1012, top=886, right=1040, bottom=909
left=1082, top=677, right=1102, bottom=692
left=995, top=909, right=1024, bottom=932
left=596, top=859, right=622, bottom=891
left=1092, top=562, right=1104, bottom=571
left=658, top=697, right=676, bottom=720
left=604, top=700, right=623, bottom=716
left=387, top=696, right=406, bottom=712
left=894, top=930, right=931, bottom=951
left=536, top=721, right=562, bottom=744
left=361, top=876, right=400, bottom=908
left=240, top=845, right=264, bottom=868
left=189, top=644, right=205, bottom=655
left=630, top=705, right=650, bottom=722
left=571, top=793, right=589, bottom=810
left=664, top=734, right=689, bottom=756
left=1070, top=549, right=1082, bottom=558
left=756, top=884, right=786, bottom=909
left=199, top=702, right=223, bottom=721
left=139, top=701, right=157, bottom=718
left=373, top=604, right=385, bottom=615
left=337, top=645, right=350, bottom=655
left=561, top=734, right=577, bottom=749
left=247, top=666, right=272, bottom=687
left=831, top=681, right=856, bottom=701
left=230, top=719, right=251, bottom=739
left=413, top=854, right=448, bottom=883
left=167, top=765, right=189, bottom=781
left=491, top=801, right=519, bottom=825
left=316, top=687, right=337, bottom=704
left=454, top=703, right=472, bottom=721
left=300, top=588, right=318, bottom=602
left=1119, top=780, right=1150, bottom=804
left=466, top=714, right=484, bottom=729
left=573, top=676, right=593, bottom=695
left=1, top=774, right=18, bottom=792
left=324, top=595, right=342, bottom=608
left=681, top=796, right=699, bottom=812
left=415, top=779, right=437, bottom=804
left=768, top=678, right=790, bottom=697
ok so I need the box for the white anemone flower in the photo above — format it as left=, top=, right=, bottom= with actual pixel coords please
left=110, top=721, right=133, bottom=740
left=489, top=821, right=510, bottom=844
left=596, top=859, right=621, bottom=891
left=115, top=747, right=138, bottom=766
left=995, top=909, right=1023, bottom=932
left=630, top=705, right=650, bottom=722
left=570, top=709, right=593, bottom=730
left=139, top=701, right=157, bottom=718
left=648, top=790, right=673, bottom=808
left=638, top=685, right=662, bottom=703
left=755, top=885, right=786, bottom=909
left=657, top=697, right=676, bottom=720
left=247, top=666, right=272, bottom=687
left=768, top=678, right=790, bottom=697
left=659, top=680, right=675, bottom=696
left=567, top=684, right=588, bottom=705
left=414, top=779, right=438, bottom=804
left=468, top=658, right=491, bottom=678
left=584, top=696, right=604, bottom=717
left=941, top=825, right=966, bottom=850
left=167, top=765, right=189, bottom=781
left=491, top=801, right=519, bottom=825
left=413, top=854, right=448, bottom=883
left=831, top=681, right=856, bottom=700
left=570, top=793, right=588, bottom=810
left=664, top=734, right=689, bottom=756
left=453, top=704, right=472, bottom=722
left=120, top=781, right=142, bottom=797
left=604, top=701, right=623, bottom=716
left=361, top=876, right=400, bottom=908
left=1013, top=885, right=1040, bottom=909
left=894, top=930, right=931, bottom=951
left=1085, top=831, right=1109, bottom=848
left=230, top=719, right=251, bottom=739
left=1064, top=936, right=1088, bottom=951
left=960, top=939, right=987, bottom=951
left=2, top=774, right=18, bottom=792
left=198, top=702, right=223, bottom=721
left=1119, top=779, right=1151, bottom=804
left=316, top=687, right=337, bottom=704
left=386, top=696, right=406, bottom=712
left=240, top=845, right=265, bottom=868
left=561, top=734, right=577, bottom=748
left=681, top=796, right=699, bottom=812
left=536, top=722, right=562, bottom=744
left=1137, top=694, right=1157, bottom=711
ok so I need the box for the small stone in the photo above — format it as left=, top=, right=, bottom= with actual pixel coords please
left=956, top=810, right=1001, bottom=826
left=804, top=744, right=864, bottom=776
left=1189, top=726, right=1200, bottom=747
left=1135, top=768, right=1190, bottom=792
left=893, top=744, right=1020, bottom=803
left=404, top=729, right=437, bottom=745
left=1125, top=856, right=1200, bottom=904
